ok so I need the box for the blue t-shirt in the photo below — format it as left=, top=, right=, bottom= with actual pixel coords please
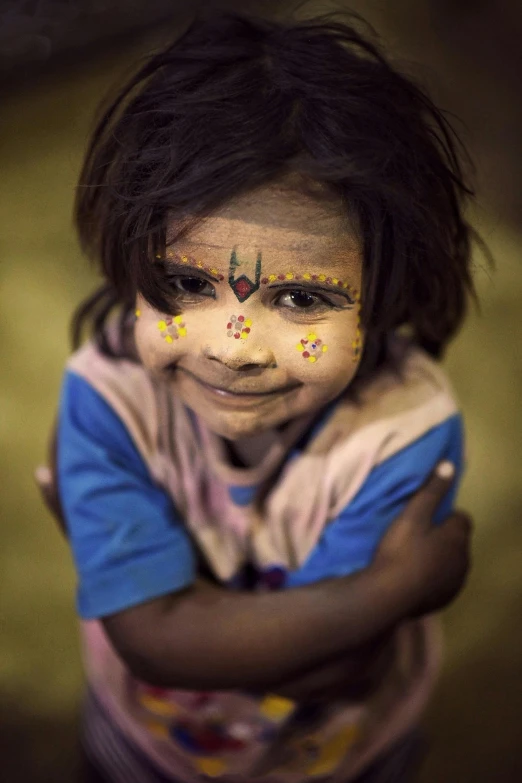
left=57, top=371, right=463, bottom=620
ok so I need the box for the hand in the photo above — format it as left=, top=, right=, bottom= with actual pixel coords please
left=374, top=461, right=472, bottom=617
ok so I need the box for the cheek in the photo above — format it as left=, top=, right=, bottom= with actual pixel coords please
left=134, top=304, right=190, bottom=368
left=281, top=316, right=362, bottom=387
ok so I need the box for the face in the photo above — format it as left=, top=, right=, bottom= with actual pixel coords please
left=134, top=183, right=363, bottom=441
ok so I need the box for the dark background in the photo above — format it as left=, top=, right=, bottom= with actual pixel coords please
left=1, top=1, right=521, bottom=781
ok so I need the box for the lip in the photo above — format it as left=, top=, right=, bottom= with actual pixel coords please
left=178, top=368, right=301, bottom=401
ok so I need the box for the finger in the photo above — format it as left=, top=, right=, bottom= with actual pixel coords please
left=440, top=509, right=473, bottom=536
left=404, top=461, right=456, bottom=525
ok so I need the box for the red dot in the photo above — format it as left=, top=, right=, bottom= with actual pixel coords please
left=261, top=278, right=268, bottom=285
left=294, top=274, right=301, bottom=280
left=312, top=274, right=318, bottom=280
left=226, top=323, right=232, bottom=330
left=302, top=351, right=310, bottom=358
left=243, top=327, right=250, bottom=334
left=337, top=279, right=343, bottom=286
left=300, top=339, right=307, bottom=345
left=278, top=274, right=285, bottom=280
left=218, top=274, right=224, bottom=281
left=238, top=315, right=245, bottom=322
left=234, top=333, right=240, bottom=339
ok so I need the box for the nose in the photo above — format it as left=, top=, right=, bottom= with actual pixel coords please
left=203, top=331, right=277, bottom=372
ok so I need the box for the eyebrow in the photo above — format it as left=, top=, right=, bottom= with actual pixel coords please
left=162, top=253, right=225, bottom=282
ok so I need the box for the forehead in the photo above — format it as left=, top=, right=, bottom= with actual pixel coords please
left=168, top=182, right=362, bottom=273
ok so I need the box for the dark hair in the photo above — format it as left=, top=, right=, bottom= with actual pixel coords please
left=73, top=11, right=479, bottom=382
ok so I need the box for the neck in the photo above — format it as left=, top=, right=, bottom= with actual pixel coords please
left=224, top=427, right=285, bottom=469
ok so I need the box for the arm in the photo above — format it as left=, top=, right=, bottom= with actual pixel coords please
left=56, top=374, right=469, bottom=693
left=103, top=464, right=470, bottom=691
left=272, top=417, right=467, bottom=701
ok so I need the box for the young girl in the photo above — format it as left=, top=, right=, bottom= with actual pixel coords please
left=38, top=12, right=473, bottom=783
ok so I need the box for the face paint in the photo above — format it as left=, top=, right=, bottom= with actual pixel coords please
left=296, top=332, right=328, bottom=363
left=135, top=309, right=141, bottom=318
left=162, top=251, right=225, bottom=281
left=226, top=315, right=253, bottom=340
left=228, top=249, right=262, bottom=303
left=157, top=315, right=187, bottom=343
left=261, top=271, right=358, bottom=298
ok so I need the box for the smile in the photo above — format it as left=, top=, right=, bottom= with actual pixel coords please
left=178, top=368, right=301, bottom=399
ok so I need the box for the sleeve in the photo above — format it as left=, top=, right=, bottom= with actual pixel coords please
left=57, top=371, right=196, bottom=620
left=286, top=413, right=464, bottom=587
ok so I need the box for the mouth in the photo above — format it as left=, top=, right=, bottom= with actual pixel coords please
left=176, top=367, right=302, bottom=400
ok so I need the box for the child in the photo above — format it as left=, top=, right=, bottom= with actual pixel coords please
left=38, top=12, right=473, bottom=783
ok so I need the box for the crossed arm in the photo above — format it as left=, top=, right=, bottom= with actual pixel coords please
left=103, top=468, right=471, bottom=694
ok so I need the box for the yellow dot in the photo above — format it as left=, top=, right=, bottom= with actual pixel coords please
left=240, top=332, right=248, bottom=339
left=181, top=255, right=188, bottom=262
left=244, top=318, right=252, bottom=327
left=177, top=327, right=187, bottom=337
left=196, top=261, right=203, bottom=268
left=285, top=272, right=294, bottom=279
left=173, top=315, right=183, bottom=324
left=195, top=758, right=227, bottom=777
left=318, top=274, right=326, bottom=281
left=260, top=695, right=295, bottom=721
left=157, top=320, right=167, bottom=331
left=308, top=356, right=317, bottom=363
left=165, top=335, right=173, bottom=344
left=155, top=254, right=162, bottom=259
left=307, top=333, right=317, bottom=341
left=343, top=282, right=349, bottom=288
left=322, top=345, right=328, bottom=352
left=332, top=278, right=338, bottom=285
left=268, top=274, right=277, bottom=282
left=303, top=273, right=311, bottom=281
left=146, top=720, right=170, bottom=739
left=135, top=309, right=141, bottom=317
left=296, top=343, right=305, bottom=352
left=210, top=267, right=218, bottom=275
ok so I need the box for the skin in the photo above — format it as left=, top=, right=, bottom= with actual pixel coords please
left=135, top=182, right=363, bottom=461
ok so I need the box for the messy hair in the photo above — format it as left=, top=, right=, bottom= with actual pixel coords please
left=74, top=11, right=477, bottom=382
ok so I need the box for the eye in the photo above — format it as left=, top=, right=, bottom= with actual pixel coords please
left=172, top=276, right=215, bottom=298
left=275, top=290, right=328, bottom=310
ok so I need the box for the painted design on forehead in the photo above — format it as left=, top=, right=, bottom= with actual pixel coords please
left=162, top=252, right=225, bottom=281
left=227, top=315, right=252, bottom=340
left=157, top=315, right=187, bottom=343
left=296, top=333, right=328, bottom=363
left=261, top=271, right=359, bottom=299
left=228, top=249, right=262, bottom=303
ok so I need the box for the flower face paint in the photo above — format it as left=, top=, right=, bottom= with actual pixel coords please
left=227, top=315, right=253, bottom=340
left=297, top=333, right=328, bottom=363
left=157, top=315, right=187, bottom=343
left=134, top=182, right=363, bottom=441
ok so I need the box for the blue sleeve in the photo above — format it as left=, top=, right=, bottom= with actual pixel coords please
left=286, top=414, right=464, bottom=587
left=57, top=371, right=196, bottom=620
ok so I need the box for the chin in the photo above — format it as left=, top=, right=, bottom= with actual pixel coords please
left=195, top=406, right=281, bottom=441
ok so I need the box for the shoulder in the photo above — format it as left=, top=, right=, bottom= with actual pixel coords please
left=309, top=340, right=460, bottom=468
left=64, top=340, right=161, bottom=464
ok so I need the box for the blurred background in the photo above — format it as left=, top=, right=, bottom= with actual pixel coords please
left=1, top=1, right=521, bottom=781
